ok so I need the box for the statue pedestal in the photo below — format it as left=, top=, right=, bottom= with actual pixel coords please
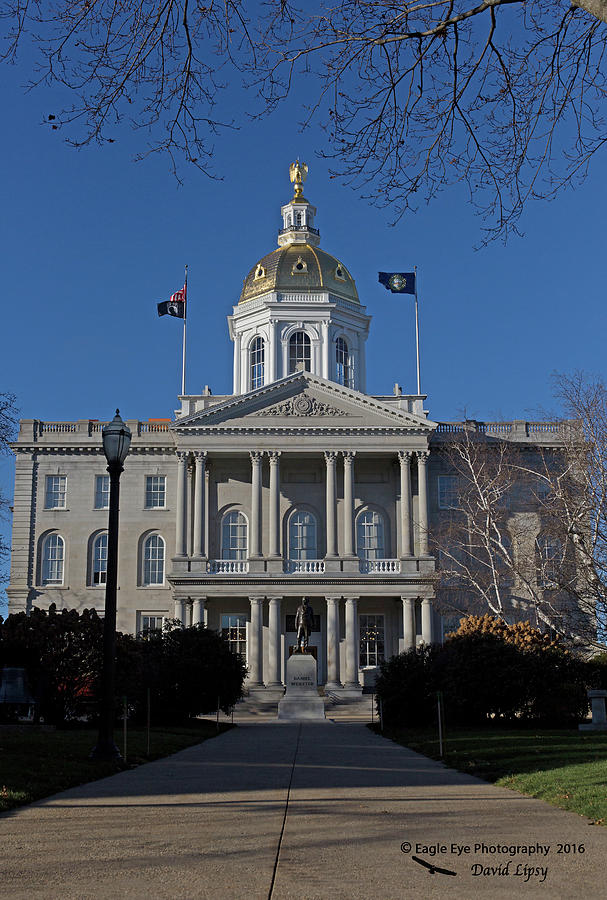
left=277, top=653, right=325, bottom=721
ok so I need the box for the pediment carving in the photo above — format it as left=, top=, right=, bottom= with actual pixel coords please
left=255, top=392, right=348, bottom=418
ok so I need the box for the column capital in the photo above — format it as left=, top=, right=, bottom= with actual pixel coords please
left=416, top=450, right=430, bottom=462
left=249, top=596, right=263, bottom=606
left=342, top=450, right=356, bottom=462
left=268, top=450, right=282, bottom=462
left=398, top=450, right=413, bottom=463
left=176, top=450, right=189, bottom=462
left=250, top=450, right=264, bottom=463
left=193, top=450, right=207, bottom=462
left=324, top=450, right=338, bottom=463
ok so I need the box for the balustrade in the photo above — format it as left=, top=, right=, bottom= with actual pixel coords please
left=359, top=559, right=401, bottom=574
left=286, top=559, right=325, bottom=574
left=208, top=559, right=249, bottom=574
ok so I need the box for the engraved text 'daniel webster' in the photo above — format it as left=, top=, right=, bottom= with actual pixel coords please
left=255, top=394, right=348, bottom=417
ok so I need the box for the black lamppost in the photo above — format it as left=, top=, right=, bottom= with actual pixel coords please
left=91, top=409, right=131, bottom=760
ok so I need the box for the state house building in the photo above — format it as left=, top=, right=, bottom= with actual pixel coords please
left=7, top=167, right=567, bottom=695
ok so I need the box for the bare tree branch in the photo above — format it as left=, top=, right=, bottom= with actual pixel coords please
left=1, top=1, right=606, bottom=240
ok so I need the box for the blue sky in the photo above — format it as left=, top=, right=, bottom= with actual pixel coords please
left=1, top=38, right=606, bottom=614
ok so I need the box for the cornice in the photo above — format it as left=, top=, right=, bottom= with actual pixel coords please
left=167, top=576, right=436, bottom=587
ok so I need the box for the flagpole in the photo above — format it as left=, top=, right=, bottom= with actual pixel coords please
left=181, top=265, right=188, bottom=396
left=414, top=265, right=421, bottom=395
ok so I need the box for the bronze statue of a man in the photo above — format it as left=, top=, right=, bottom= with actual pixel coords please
left=295, top=597, right=314, bottom=652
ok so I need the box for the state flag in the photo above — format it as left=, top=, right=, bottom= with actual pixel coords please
left=378, top=272, right=416, bottom=294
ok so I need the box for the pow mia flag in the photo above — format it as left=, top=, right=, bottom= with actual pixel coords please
left=378, top=272, right=416, bottom=295
left=157, top=284, right=186, bottom=318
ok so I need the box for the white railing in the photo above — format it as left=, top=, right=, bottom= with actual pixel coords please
left=286, top=559, right=326, bottom=574
left=207, top=560, right=249, bottom=574
left=38, top=422, right=79, bottom=433
left=359, top=559, right=401, bottom=574
left=139, top=422, right=171, bottom=433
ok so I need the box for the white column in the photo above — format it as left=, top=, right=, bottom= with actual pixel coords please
left=326, top=596, right=341, bottom=689
left=402, top=596, right=415, bottom=650
left=250, top=451, right=263, bottom=557
left=175, top=451, right=188, bottom=557
left=204, top=465, right=210, bottom=558
left=324, top=451, right=337, bottom=557
left=342, top=451, right=356, bottom=557
left=344, top=598, right=359, bottom=689
left=267, top=597, right=282, bottom=686
left=233, top=332, right=242, bottom=394
left=421, top=598, right=434, bottom=644
left=416, top=450, right=430, bottom=556
left=248, top=597, right=263, bottom=686
left=174, top=598, right=186, bottom=626
left=267, top=319, right=277, bottom=385
left=192, top=597, right=206, bottom=626
left=399, top=451, right=412, bottom=557
left=268, top=451, right=281, bottom=557
left=193, top=451, right=207, bottom=558
left=321, top=320, right=330, bottom=379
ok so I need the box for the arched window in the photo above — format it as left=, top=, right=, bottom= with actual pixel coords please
left=92, top=533, right=108, bottom=585
left=143, top=534, right=165, bottom=586
left=221, top=511, right=248, bottom=560
left=336, top=337, right=353, bottom=387
left=250, top=336, right=265, bottom=390
left=356, top=510, right=385, bottom=560
left=289, top=331, right=311, bottom=373
left=42, top=534, right=64, bottom=585
left=288, top=511, right=318, bottom=561
left=536, top=534, right=561, bottom=588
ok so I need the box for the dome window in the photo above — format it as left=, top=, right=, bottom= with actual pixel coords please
left=250, top=336, right=265, bottom=390
left=336, top=337, right=353, bottom=388
left=292, top=256, right=308, bottom=274
left=254, top=264, right=266, bottom=280
left=289, top=331, right=311, bottom=373
left=335, top=265, right=346, bottom=281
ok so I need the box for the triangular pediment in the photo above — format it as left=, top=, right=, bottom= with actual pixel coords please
left=174, top=374, right=436, bottom=433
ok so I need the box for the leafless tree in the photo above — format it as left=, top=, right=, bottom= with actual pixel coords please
left=432, top=375, right=607, bottom=650
left=0, top=392, right=18, bottom=567
left=1, top=2, right=606, bottom=239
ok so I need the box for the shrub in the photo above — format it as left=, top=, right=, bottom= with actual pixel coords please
left=0, top=605, right=103, bottom=725
left=374, top=645, right=439, bottom=728
left=376, top=615, right=593, bottom=730
left=123, top=623, right=247, bottom=724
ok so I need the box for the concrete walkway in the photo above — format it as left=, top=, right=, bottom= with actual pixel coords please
left=1, top=722, right=606, bottom=899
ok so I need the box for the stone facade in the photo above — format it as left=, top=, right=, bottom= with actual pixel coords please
left=6, top=169, right=573, bottom=691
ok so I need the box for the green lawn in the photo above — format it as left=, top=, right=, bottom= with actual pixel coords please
left=378, top=725, right=607, bottom=824
left=0, top=721, right=231, bottom=813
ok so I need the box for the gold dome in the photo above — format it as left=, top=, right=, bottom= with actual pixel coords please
left=239, top=243, right=359, bottom=305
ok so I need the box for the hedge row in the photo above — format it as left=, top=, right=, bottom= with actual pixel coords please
left=0, top=605, right=246, bottom=726
left=375, top=616, right=605, bottom=729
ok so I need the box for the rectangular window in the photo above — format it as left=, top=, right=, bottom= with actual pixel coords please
left=359, top=614, right=385, bottom=667
left=94, top=475, right=110, bottom=509
left=145, top=475, right=166, bottom=508
left=221, top=613, right=247, bottom=658
left=140, top=614, right=165, bottom=637
left=438, top=474, right=459, bottom=509
left=45, top=475, right=67, bottom=509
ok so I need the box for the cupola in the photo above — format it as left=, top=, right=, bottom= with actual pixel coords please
left=227, top=163, right=371, bottom=395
